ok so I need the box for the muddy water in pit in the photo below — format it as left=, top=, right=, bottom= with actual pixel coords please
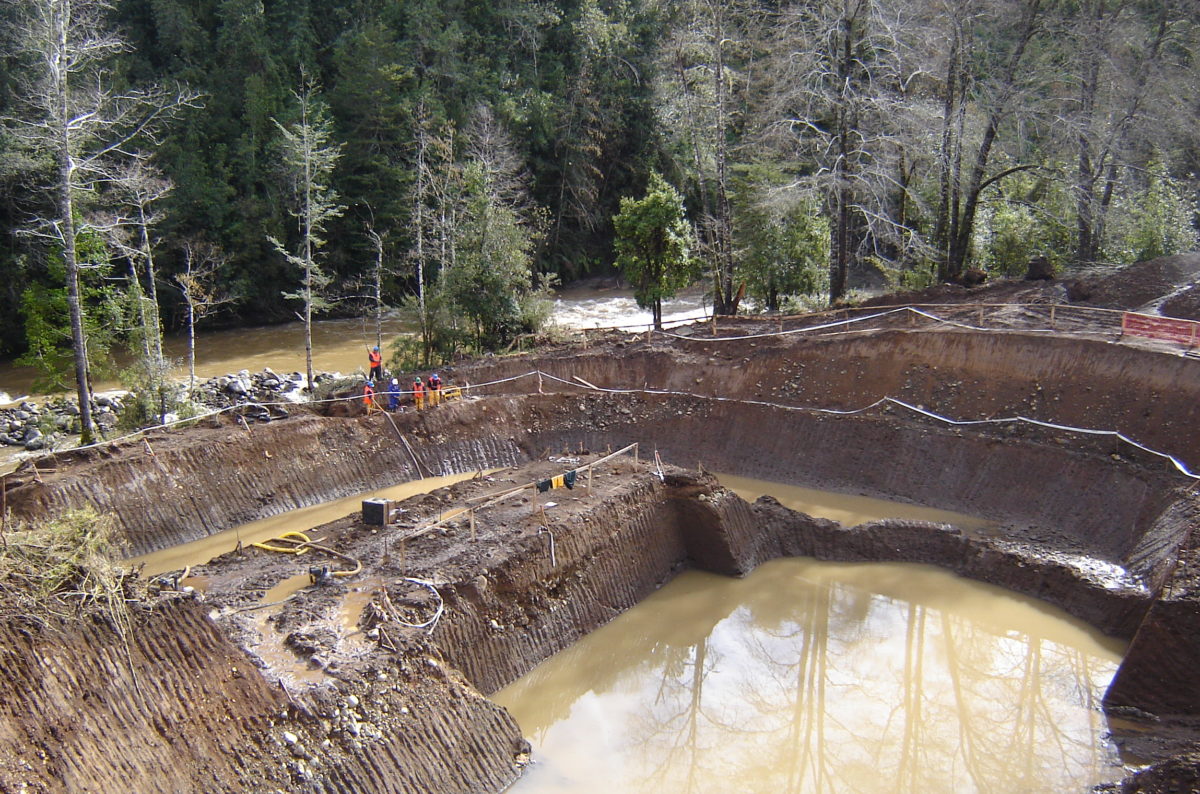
left=716, top=473, right=997, bottom=531
left=496, top=558, right=1125, bottom=794
left=129, top=470, right=486, bottom=577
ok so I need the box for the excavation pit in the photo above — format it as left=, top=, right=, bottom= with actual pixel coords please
left=3, top=317, right=1200, bottom=793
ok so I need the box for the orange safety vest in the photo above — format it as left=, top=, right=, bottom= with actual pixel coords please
left=363, top=385, right=375, bottom=404
left=368, top=350, right=381, bottom=367
left=413, top=381, right=424, bottom=396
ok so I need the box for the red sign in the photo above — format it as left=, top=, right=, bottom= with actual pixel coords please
left=1121, top=312, right=1200, bottom=347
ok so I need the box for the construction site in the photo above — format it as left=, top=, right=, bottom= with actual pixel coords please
left=3, top=256, right=1200, bottom=793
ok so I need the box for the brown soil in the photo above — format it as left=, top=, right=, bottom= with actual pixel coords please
left=4, top=255, right=1200, bottom=793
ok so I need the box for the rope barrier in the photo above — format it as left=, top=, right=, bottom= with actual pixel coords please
left=532, top=369, right=1200, bottom=480
left=10, top=301, right=1195, bottom=487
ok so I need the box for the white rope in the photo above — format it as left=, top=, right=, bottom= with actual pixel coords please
left=391, top=577, right=444, bottom=631
left=535, top=369, right=1200, bottom=480
left=538, top=526, right=556, bottom=568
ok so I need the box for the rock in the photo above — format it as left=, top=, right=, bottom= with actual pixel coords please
left=1026, top=255, right=1054, bottom=281
left=22, top=428, right=43, bottom=451
left=961, top=268, right=987, bottom=286
left=225, top=379, right=247, bottom=396
left=13, top=410, right=30, bottom=422
left=94, top=395, right=112, bottom=408
left=281, top=731, right=298, bottom=746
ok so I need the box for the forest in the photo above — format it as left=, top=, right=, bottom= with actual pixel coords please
left=1, top=0, right=1198, bottom=373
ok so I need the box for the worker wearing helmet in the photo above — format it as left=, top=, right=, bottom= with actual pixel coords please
left=412, top=377, right=425, bottom=410
left=427, top=373, right=441, bottom=407
left=368, top=346, right=383, bottom=380
left=387, top=378, right=401, bottom=411
left=363, top=380, right=376, bottom=414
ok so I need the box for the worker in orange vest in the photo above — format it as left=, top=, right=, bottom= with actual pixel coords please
left=427, top=372, right=441, bottom=407
left=412, top=377, right=425, bottom=410
left=362, top=380, right=377, bottom=413
left=368, top=346, right=383, bottom=380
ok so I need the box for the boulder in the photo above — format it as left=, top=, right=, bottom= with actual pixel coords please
left=1026, top=255, right=1054, bottom=281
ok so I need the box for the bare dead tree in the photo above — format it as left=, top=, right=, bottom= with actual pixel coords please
left=928, top=0, right=1047, bottom=281
left=1059, top=0, right=1192, bottom=266
left=764, top=0, right=927, bottom=301
left=2, top=0, right=198, bottom=442
left=175, top=238, right=235, bottom=395
left=96, top=152, right=172, bottom=367
left=655, top=0, right=747, bottom=314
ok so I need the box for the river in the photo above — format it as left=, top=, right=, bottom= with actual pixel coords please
left=0, top=285, right=708, bottom=403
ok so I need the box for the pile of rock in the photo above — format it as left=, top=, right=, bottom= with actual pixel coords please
left=0, top=395, right=121, bottom=451
left=1, top=368, right=338, bottom=452
left=190, top=367, right=311, bottom=409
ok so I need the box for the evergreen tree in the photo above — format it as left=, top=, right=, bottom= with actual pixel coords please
left=268, top=79, right=345, bottom=392
left=613, top=172, right=697, bottom=330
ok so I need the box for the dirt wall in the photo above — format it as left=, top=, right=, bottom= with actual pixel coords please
left=455, top=327, right=1200, bottom=472
left=4, top=413, right=521, bottom=558
left=0, top=600, right=527, bottom=794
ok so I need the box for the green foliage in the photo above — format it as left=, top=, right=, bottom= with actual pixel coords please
left=1105, top=158, right=1199, bottom=264
left=119, top=356, right=185, bottom=430
left=16, top=231, right=124, bottom=392
left=974, top=172, right=1072, bottom=277
left=613, top=172, right=698, bottom=326
left=733, top=168, right=829, bottom=310
left=388, top=291, right=470, bottom=371
left=441, top=159, right=546, bottom=349
left=872, top=256, right=939, bottom=292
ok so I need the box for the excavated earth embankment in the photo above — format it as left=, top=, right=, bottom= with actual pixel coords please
left=4, top=319, right=1200, bottom=792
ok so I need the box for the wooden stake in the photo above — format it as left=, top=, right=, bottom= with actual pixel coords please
left=470, top=510, right=476, bottom=541
left=587, top=466, right=593, bottom=498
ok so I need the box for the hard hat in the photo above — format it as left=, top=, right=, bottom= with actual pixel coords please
left=373, top=346, right=379, bottom=351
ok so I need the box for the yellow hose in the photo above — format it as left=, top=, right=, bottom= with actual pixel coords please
left=252, top=531, right=312, bottom=554
left=253, top=532, right=362, bottom=580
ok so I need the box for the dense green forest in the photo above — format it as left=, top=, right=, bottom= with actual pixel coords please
left=2, top=0, right=1198, bottom=368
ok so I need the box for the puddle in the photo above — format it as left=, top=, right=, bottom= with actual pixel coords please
left=262, top=573, right=312, bottom=605
left=130, top=470, right=491, bottom=576
left=496, top=558, right=1125, bottom=794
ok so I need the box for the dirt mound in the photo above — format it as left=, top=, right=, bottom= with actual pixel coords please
left=1066, top=253, right=1200, bottom=313
left=849, top=253, right=1200, bottom=318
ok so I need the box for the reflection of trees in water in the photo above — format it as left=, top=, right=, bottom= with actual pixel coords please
left=618, top=577, right=1116, bottom=793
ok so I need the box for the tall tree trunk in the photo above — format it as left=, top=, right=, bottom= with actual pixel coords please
left=53, top=1, right=95, bottom=442
left=138, top=205, right=164, bottom=365
left=947, top=0, right=1043, bottom=279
